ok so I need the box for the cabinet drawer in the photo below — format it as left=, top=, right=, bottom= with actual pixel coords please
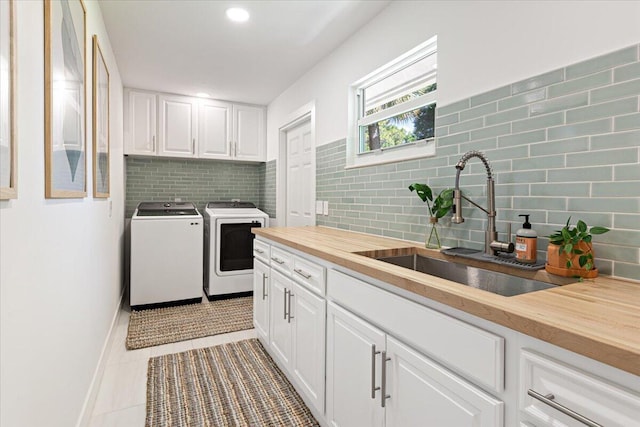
left=328, top=269, right=504, bottom=393
left=292, top=255, right=326, bottom=295
left=520, top=350, right=640, bottom=427
left=270, top=246, right=293, bottom=275
left=253, top=240, right=270, bottom=264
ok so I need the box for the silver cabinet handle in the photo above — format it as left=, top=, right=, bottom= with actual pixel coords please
left=371, top=345, right=381, bottom=399
left=380, top=351, right=391, bottom=408
left=229, top=141, right=233, bottom=156
left=287, top=290, right=294, bottom=323
left=234, top=141, right=238, bottom=157
left=262, top=273, right=268, bottom=300
left=152, top=135, right=156, bottom=152
left=271, top=257, right=285, bottom=265
left=192, top=138, right=195, bottom=153
left=528, top=389, right=602, bottom=427
left=255, top=248, right=264, bottom=254
left=294, top=268, right=312, bottom=279
left=283, top=288, right=288, bottom=320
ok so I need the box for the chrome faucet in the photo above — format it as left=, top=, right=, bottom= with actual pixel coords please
left=452, top=150, right=514, bottom=256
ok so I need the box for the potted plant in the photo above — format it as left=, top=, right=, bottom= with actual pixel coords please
left=409, top=183, right=453, bottom=249
left=546, top=217, right=609, bottom=278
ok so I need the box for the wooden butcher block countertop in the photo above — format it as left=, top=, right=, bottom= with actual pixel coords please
left=254, top=226, right=640, bottom=377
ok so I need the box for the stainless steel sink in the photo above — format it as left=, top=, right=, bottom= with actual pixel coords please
left=376, top=254, right=556, bottom=297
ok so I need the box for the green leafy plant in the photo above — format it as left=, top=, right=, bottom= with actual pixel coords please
left=548, top=217, right=609, bottom=271
left=408, top=183, right=453, bottom=219
left=409, top=183, right=454, bottom=249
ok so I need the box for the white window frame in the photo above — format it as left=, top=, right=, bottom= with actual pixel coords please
left=347, top=35, right=437, bottom=169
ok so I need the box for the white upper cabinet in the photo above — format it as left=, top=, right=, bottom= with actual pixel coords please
left=124, top=89, right=157, bottom=155
left=124, top=88, right=265, bottom=162
left=198, top=99, right=232, bottom=159
left=158, top=94, right=197, bottom=158
left=234, top=104, right=265, bottom=161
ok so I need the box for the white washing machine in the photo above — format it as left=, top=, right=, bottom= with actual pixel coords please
left=204, top=201, right=269, bottom=300
left=130, top=202, right=203, bottom=309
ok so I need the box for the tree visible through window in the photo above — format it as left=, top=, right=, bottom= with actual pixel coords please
left=362, top=84, right=436, bottom=152
left=356, top=41, right=437, bottom=155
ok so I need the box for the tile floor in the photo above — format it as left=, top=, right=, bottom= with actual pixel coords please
left=88, top=297, right=257, bottom=427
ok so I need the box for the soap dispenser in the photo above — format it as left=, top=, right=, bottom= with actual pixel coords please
left=515, top=214, right=537, bottom=263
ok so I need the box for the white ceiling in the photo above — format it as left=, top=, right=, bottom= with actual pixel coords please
left=99, top=0, right=391, bottom=105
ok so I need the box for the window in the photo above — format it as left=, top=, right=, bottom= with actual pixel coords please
left=348, top=36, right=437, bottom=168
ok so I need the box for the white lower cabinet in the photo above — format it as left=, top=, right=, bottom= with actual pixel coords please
left=386, top=336, right=503, bottom=427
left=252, top=259, right=270, bottom=342
left=519, top=350, right=640, bottom=427
left=269, top=268, right=326, bottom=414
left=327, top=301, right=503, bottom=427
left=327, top=302, right=385, bottom=427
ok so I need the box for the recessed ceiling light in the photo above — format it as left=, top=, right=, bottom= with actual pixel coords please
left=226, top=7, right=249, bottom=23
left=196, top=92, right=210, bottom=98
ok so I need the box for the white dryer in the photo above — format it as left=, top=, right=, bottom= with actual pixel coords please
left=204, top=201, right=268, bottom=300
left=130, top=202, right=203, bottom=309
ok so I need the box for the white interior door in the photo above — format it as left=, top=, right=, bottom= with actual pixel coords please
left=286, top=120, right=314, bottom=226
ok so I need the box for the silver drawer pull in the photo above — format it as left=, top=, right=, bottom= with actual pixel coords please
left=528, top=389, right=603, bottom=427
left=294, top=268, right=312, bottom=279
left=271, top=257, right=285, bottom=265
left=380, top=351, right=391, bottom=408
left=371, top=345, right=381, bottom=399
left=255, top=248, right=264, bottom=254
left=262, top=273, right=268, bottom=300
left=283, top=288, right=288, bottom=319
left=287, top=290, right=294, bottom=323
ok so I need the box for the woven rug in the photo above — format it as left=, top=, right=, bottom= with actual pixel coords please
left=146, top=338, right=319, bottom=427
left=127, top=296, right=253, bottom=350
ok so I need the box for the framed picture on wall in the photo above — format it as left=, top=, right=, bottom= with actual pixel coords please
left=0, top=0, right=17, bottom=200
left=92, top=35, right=109, bottom=198
left=44, top=0, right=87, bottom=198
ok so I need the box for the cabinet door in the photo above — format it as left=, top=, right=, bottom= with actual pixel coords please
left=269, top=269, right=292, bottom=367
left=233, top=104, right=265, bottom=161
left=326, top=302, right=385, bottom=427
left=158, top=94, right=196, bottom=157
left=125, top=90, right=156, bottom=155
left=385, top=336, right=503, bottom=427
left=252, top=260, right=270, bottom=342
left=291, top=282, right=326, bottom=413
left=198, top=100, right=232, bottom=159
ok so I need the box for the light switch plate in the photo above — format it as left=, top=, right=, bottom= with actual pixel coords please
left=316, top=200, right=323, bottom=215
left=323, top=201, right=329, bottom=216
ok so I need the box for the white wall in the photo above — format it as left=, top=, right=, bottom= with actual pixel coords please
left=266, top=0, right=640, bottom=157
left=0, top=1, right=125, bottom=426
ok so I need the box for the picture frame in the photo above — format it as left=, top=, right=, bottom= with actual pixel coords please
left=92, top=35, right=109, bottom=198
left=0, top=0, right=17, bottom=200
left=44, top=0, right=87, bottom=198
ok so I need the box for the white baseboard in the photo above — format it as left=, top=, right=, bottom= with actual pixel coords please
left=75, top=289, right=125, bottom=427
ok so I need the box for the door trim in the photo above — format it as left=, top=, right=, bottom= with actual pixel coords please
left=277, top=101, right=316, bottom=226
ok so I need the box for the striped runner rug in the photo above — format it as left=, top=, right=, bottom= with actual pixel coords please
left=127, top=296, right=253, bottom=350
left=146, top=338, right=319, bottom=427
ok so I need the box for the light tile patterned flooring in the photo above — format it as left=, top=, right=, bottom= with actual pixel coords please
left=88, top=297, right=257, bottom=427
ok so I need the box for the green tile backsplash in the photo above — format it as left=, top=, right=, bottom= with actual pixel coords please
left=125, top=157, right=267, bottom=218
left=316, top=43, right=640, bottom=281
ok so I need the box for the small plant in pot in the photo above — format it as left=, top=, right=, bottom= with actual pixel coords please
left=408, top=183, right=453, bottom=249
left=546, top=217, right=609, bottom=278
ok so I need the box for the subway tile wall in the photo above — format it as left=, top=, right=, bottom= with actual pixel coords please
left=262, top=160, right=277, bottom=218
left=125, top=157, right=263, bottom=218
left=316, top=44, right=640, bottom=280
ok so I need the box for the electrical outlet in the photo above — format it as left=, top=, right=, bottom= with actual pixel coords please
left=323, top=201, right=329, bottom=216
left=316, top=200, right=323, bottom=215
